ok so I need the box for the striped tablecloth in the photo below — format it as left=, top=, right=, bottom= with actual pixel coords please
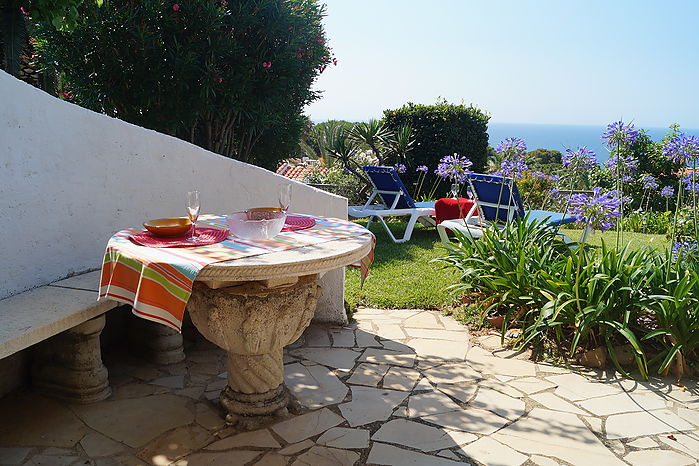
left=99, top=215, right=374, bottom=331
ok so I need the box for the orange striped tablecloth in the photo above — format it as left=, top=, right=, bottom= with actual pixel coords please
left=99, top=214, right=374, bottom=331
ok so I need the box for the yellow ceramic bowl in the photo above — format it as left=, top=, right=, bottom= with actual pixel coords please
left=248, top=207, right=282, bottom=212
left=143, top=217, right=192, bottom=237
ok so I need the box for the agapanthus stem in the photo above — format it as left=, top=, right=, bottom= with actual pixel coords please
left=692, top=161, right=698, bottom=240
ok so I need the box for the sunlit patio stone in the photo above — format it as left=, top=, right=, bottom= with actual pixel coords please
left=470, top=386, right=526, bottom=421
left=270, top=408, right=343, bottom=443
left=492, top=408, right=626, bottom=466
left=367, top=442, right=470, bottom=466
left=457, top=436, right=528, bottom=466
left=284, top=362, right=348, bottom=409
left=407, top=391, right=462, bottom=418
left=605, top=409, right=694, bottom=439
left=372, top=419, right=476, bottom=451
left=656, top=432, right=699, bottom=459
left=528, top=392, right=587, bottom=415
left=382, top=366, right=421, bottom=391
left=625, top=437, right=659, bottom=449
left=346, top=362, right=389, bottom=387
left=291, top=445, right=359, bottom=466
left=575, top=391, right=667, bottom=416
left=624, top=449, right=695, bottom=466
left=339, top=386, right=409, bottom=427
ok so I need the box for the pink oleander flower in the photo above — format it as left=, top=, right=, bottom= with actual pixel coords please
left=262, top=61, right=272, bottom=69
left=172, top=4, right=180, bottom=11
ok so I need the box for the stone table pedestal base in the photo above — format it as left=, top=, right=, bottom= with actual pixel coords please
left=187, top=274, right=320, bottom=430
left=32, top=315, right=111, bottom=403
left=128, top=316, right=185, bottom=365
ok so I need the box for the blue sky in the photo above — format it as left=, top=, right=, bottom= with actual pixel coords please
left=305, top=0, right=699, bottom=129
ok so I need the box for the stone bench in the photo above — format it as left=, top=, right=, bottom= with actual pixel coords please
left=0, top=270, right=118, bottom=403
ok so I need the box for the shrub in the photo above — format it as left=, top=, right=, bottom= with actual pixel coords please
left=383, top=99, right=489, bottom=193
left=439, top=217, right=699, bottom=379
left=35, top=0, right=333, bottom=168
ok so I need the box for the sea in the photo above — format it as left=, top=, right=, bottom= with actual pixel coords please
left=488, top=122, right=699, bottom=162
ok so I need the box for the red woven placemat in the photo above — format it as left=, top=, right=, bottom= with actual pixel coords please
left=129, top=227, right=230, bottom=248
left=282, top=215, right=316, bottom=232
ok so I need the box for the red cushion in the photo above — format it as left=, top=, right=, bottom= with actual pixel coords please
left=435, top=198, right=477, bottom=225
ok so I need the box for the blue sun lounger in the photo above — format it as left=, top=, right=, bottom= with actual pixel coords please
left=348, top=166, right=436, bottom=243
left=437, top=173, right=578, bottom=243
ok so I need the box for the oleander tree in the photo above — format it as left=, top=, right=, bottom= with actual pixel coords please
left=35, top=0, right=334, bottom=168
left=0, top=0, right=99, bottom=77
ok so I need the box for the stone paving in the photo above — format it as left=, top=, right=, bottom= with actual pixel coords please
left=1, top=308, right=698, bottom=465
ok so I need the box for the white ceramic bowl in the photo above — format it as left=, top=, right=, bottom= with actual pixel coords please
left=226, top=210, right=287, bottom=240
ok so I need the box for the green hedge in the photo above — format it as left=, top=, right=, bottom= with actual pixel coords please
left=383, top=100, right=490, bottom=196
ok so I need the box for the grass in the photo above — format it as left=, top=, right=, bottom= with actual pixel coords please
left=345, top=219, right=671, bottom=314
left=345, top=220, right=458, bottom=312
left=559, top=227, right=669, bottom=251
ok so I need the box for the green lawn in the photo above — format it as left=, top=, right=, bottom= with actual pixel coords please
left=559, top=227, right=669, bottom=251
left=345, top=220, right=458, bottom=311
left=345, top=220, right=671, bottom=312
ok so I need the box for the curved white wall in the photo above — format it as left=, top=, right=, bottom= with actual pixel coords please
left=0, top=71, right=348, bottom=322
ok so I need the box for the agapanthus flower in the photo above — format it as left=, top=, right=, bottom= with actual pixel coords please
left=567, top=187, right=623, bottom=232
left=531, top=171, right=547, bottom=180
left=660, top=186, right=675, bottom=198
left=548, top=187, right=561, bottom=198
left=605, top=153, right=638, bottom=182
left=549, top=174, right=561, bottom=182
left=435, top=153, right=473, bottom=184
left=394, top=163, right=407, bottom=174
left=601, top=121, right=639, bottom=149
left=663, top=133, right=699, bottom=165
left=416, top=165, right=429, bottom=173
left=495, top=158, right=529, bottom=180
left=562, top=146, right=597, bottom=171
left=682, top=176, right=699, bottom=194
left=495, top=137, right=527, bottom=159
left=672, top=240, right=698, bottom=261
left=640, top=175, right=658, bottom=190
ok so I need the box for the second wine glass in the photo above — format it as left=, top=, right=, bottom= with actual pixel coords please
left=186, top=190, right=200, bottom=241
left=278, top=184, right=291, bottom=212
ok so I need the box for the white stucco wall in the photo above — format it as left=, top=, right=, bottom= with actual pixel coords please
left=0, top=71, right=348, bottom=323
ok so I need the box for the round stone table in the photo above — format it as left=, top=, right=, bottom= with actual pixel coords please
left=186, top=234, right=372, bottom=429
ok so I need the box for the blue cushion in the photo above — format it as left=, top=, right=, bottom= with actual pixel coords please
left=363, top=166, right=416, bottom=209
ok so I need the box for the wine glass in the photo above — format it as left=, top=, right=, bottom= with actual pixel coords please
left=186, top=191, right=200, bottom=241
left=278, top=183, right=291, bottom=212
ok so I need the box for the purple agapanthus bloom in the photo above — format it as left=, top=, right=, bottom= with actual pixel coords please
left=605, top=153, right=638, bottom=181
left=660, top=186, right=675, bottom=198
left=548, top=187, right=561, bottom=198
left=495, top=137, right=527, bottom=159
left=562, top=146, right=597, bottom=171
left=640, top=175, right=658, bottom=190
left=601, top=121, right=639, bottom=149
left=549, top=174, right=561, bottom=182
left=682, top=176, right=699, bottom=194
left=672, top=240, right=698, bottom=260
left=567, top=187, right=623, bottom=232
left=435, top=153, right=473, bottom=184
left=416, top=165, right=429, bottom=173
left=663, top=133, right=699, bottom=165
left=531, top=170, right=547, bottom=180
left=495, top=158, right=529, bottom=180
left=394, top=163, right=407, bottom=174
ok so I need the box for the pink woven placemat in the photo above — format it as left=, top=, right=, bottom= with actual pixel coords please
left=282, top=215, right=316, bottom=232
left=129, top=227, right=230, bottom=248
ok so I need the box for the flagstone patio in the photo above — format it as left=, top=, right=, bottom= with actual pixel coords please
left=0, top=308, right=697, bottom=466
